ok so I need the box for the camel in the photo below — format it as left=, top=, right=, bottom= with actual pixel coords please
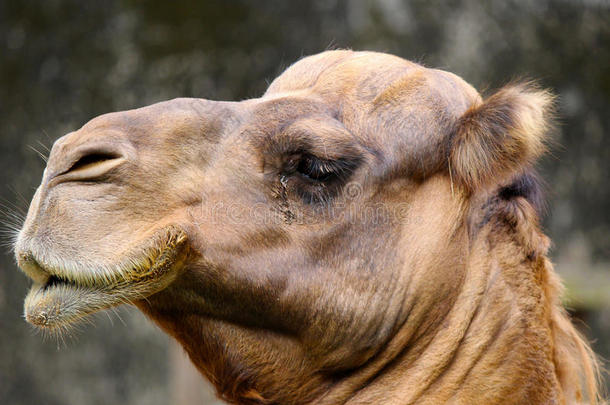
left=14, top=50, right=601, bottom=404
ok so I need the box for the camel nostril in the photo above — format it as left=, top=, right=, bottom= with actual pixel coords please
left=65, top=151, right=122, bottom=173
left=51, top=148, right=126, bottom=183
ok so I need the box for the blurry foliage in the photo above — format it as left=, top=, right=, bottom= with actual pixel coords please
left=0, top=0, right=608, bottom=404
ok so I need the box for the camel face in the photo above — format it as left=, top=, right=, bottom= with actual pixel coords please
left=13, top=99, right=232, bottom=328
left=15, top=51, right=483, bottom=333
left=15, top=51, right=597, bottom=404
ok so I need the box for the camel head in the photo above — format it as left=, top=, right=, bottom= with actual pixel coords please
left=15, top=51, right=599, bottom=404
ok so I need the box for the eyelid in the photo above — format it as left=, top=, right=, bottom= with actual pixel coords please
left=297, top=154, right=337, bottom=181
left=261, top=114, right=360, bottom=159
left=285, top=151, right=361, bottom=183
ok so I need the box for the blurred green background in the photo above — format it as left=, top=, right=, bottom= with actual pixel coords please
left=1, top=1, right=608, bottom=404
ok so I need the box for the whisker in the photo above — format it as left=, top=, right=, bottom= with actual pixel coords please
left=41, top=128, right=53, bottom=143
left=0, top=207, right=25, bottom=224
left=110, top=306, right=127, bottom=328
left=0, top=198, right=25, bottom=251
left=7, top=185, right=32, bottom=212
left=36, top=139, right=51, bottom=153
left=27, top=145, right=48, bottom=163
left=0, top=195, right=27, bottom=216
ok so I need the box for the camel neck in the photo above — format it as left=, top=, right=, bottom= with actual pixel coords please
left=316, top=218, right=562, bottom=405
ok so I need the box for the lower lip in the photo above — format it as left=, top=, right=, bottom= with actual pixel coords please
left=24, top=281, right=121, bottom=329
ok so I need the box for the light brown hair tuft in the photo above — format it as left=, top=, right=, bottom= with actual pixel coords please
left=449, top=82, right=555, bottom=191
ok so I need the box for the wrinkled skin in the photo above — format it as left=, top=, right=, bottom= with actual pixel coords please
left=14, top=51, right=600, bottom=404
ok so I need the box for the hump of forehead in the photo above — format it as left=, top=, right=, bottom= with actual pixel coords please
left=265, top=50, right=419, bottom=97
left=264, top=50, right=356, bottom=95
left=265, top=51, right=480, bottom=114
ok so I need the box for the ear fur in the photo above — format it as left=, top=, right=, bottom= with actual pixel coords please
left=449, top=82, right=554, bottom=191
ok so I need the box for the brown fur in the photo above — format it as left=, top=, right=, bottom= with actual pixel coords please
left=15, top=50, right=602, bottom=404
left=449, top=82, right=554, bottom=191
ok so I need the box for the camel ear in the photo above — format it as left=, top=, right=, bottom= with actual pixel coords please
left=449, top=83, right=554, bottom=191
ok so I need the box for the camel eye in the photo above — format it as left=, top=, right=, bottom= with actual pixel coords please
left=296, top=155, right=335, bottom=182
left=280, top=151, right=362, bottom=204
left=284, top=152, right=360, bottom=185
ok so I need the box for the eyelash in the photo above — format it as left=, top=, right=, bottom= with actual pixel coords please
left=282, top=153, right=359, bottom=204
left=295, top=154, right=337, bottom=182
left=285, top=153, right=345, bottom=182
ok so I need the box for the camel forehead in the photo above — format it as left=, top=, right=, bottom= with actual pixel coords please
left=266, top=50, right=480, bottom=114
left=266, top=50, right=415, bottom=94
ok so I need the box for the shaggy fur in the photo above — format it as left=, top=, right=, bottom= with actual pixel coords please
left=449, top=83, right=554, bottom=191
left=14, top=50, right=602, bottom=404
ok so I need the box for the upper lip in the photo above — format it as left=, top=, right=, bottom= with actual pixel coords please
left=16, top=249, right=111, bottom=290
left=16, top=248, right=97, bottom=289
left=16, top=251, right=50, bottom=285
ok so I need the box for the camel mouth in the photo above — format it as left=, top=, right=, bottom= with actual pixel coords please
left=24, top=275, right=124, bottom=329
left=20, top=226, right=188, bottom=330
